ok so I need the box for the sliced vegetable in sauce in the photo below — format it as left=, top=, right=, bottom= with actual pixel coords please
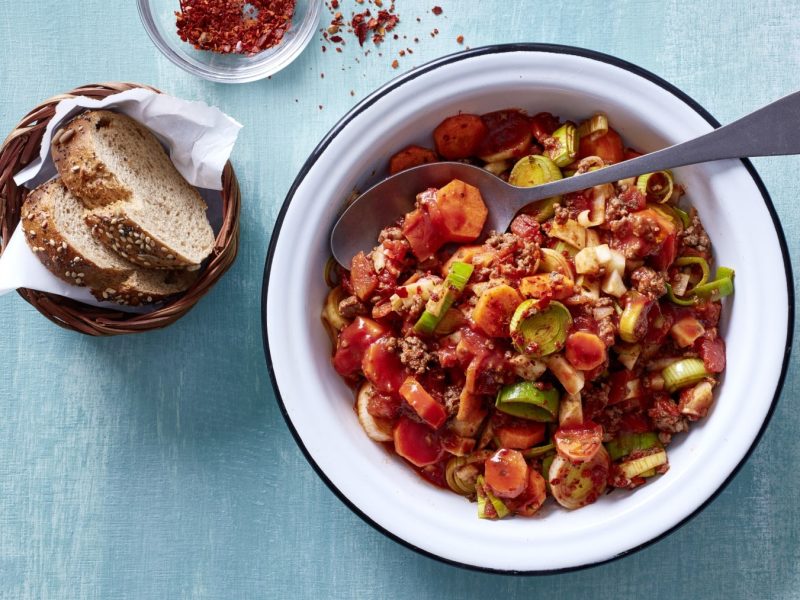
left=327, top=108, right=732, bottom=521
left=496, top=381, right=560, bottom=422
left=510, top=300, right=572, bottom=357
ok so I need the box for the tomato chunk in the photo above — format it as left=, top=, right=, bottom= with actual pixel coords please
left=362, top=337, right=409, bottom=394
left=401, top=189, right=448, bottom=260
left=554, top=421, right=603, bottom=463
left=565, top=331, right=607, bottom=371
left=485, top=449, right=529, bottom=498
left=394, top=417, right=444, bottom=467
left=433, top=114, right=488, bottom=160
left=389, top=145, right=439, bottom=175
left=578, top=128, right=624, bottom=163
left=332, top=317, right=388, bottom=378
left=350, top=251, right=378, bottom=301
left=529, top=112, right=560, bottom=144
left=699, top=333, right=726, bottom=373
left=399, top=376, right=448, bottom=429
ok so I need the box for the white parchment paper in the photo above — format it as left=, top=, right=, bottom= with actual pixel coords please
left=0, top=89, right=242, bottom=311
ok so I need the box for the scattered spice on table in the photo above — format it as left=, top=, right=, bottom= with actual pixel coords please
left=176, top=0, right=296, bottom=55
left=317, top=1, right=462, bottom=76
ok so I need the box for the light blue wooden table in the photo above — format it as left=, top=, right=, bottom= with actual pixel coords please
left=0, top=1, right=797, bottom=597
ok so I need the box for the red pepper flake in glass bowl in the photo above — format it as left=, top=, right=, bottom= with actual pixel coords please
left=176, top=0, right=297, bottom=55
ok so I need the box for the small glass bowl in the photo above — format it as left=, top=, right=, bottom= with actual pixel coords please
left=138, top=0, right=322, bottom=83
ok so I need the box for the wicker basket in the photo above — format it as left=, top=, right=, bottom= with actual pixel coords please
left=0, top=82, right=240, bottom=336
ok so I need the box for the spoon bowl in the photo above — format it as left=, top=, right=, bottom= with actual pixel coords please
left=330, top=89, right=800, bottom=267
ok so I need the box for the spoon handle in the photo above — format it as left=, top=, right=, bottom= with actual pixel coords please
left=513, top=90, right=800, bottom=205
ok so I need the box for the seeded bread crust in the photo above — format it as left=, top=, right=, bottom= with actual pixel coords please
left=52, top=110, right=214, bottom=269
left=85, top=213, right=195, bottom=269
left=21, top=179, right=195, bottom=306
left=22, top=180, right=124, bottom=288
left=51, top=112, right=129, bottom=209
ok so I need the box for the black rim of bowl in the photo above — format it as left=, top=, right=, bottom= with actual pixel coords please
left=261, top=43, right=795, bottom=575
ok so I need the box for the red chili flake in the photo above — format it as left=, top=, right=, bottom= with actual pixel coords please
left=457, top=34, right=464, bottom=44
left=399, top=49, right=406, bottom=56
left=350, top=90, right=355, bottom=96
left=391, top=59, right=399, bottom=68
left=175, top=0, right=296, bottom=55
left=331, top=0, right=339, bottom=7
left=329, top=35, right=343, bottom=43
left=432, top=6, right=443, bottom=15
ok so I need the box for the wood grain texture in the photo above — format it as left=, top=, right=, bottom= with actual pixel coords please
left=0, top=1, right=798, bottom=598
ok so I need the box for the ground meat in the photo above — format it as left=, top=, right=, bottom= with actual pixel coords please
left=378, top=226, right=404, bottom=242
left=484, top=231, right=541, bottom=278
left=630, top=266, right=667, bottom=299
left=631, top=214, right=660, bottom=244
left=605, top=195, right=629, bottom=223
left=582, top=382, right=610, bottom=423
left=392, top=336, right=437, bottom=374
left=338, top=295, right=367, bottom=318
left=648, top=397, right=689, bottom=434
left=595, top=405, right=624, bottom=437
left=553, top=203, right=569, bottom=224
left=592, top=297, right=617, bottom=346
left=680, top=211, right=711, bottom=256
left=443, top=385, right=460, bottom=416
left=485, top=232, right=517, bottom=253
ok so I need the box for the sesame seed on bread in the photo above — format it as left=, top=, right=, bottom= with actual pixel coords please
left=21, top=179, right=196, bottom=306
left=52, top=110, right=215, bottom=270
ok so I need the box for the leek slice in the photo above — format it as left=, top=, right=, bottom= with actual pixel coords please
left=666, top=283, right=698, bottom=306
left=546, top=122, right=578, bottom=167
left=619, top=291, right=650, bottom=343
left=605, top=432, right=661, bottom=461
left=509, top=155, right=562, bottom=222
left=510, top=300, right=572, bottom=357
left=672, top=206, right=691, bottom=228
left=577, top=113, right=608, bottom=139
left=496, top=381, right=560, bottom=422
left=662, top=358, right=708, bottom=392
left=509, top=154, right=563, bottom=187
left=691, top=277, right=734, bottom=300
left=523, top=442, right=555, bottom=459
left=539, top=247, right=573, bottom=276
left=445, top=453, right=492, bottom=496
left=636, top=171, right=674, bottom=203
left=476, top=475, right=510, bottom=519
left=552, top=241, right=578, bottom=258
left=716, top=266, right=736, bottom=281
left=619, top=449, right=668, bottom=479
left=675, top=256, right=710, bottom=288
left=414, top=262, right=473, bottom=334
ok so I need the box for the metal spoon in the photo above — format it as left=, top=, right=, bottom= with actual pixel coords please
left=331, top=91, right=800, bottom=266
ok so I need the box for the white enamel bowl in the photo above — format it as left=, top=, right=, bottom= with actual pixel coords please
left=262, top=45, right=793, bottom=573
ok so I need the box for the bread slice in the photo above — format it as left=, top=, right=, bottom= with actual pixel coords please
left=51, top=110, right=215, bottom=269
left=21, top=179, right=196, bottom=306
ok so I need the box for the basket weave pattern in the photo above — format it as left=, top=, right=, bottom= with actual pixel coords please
left=0, top=82, right=240, bottom=335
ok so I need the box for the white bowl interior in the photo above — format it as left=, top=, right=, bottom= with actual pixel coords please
left=265, top=49, right=789, bottom=571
